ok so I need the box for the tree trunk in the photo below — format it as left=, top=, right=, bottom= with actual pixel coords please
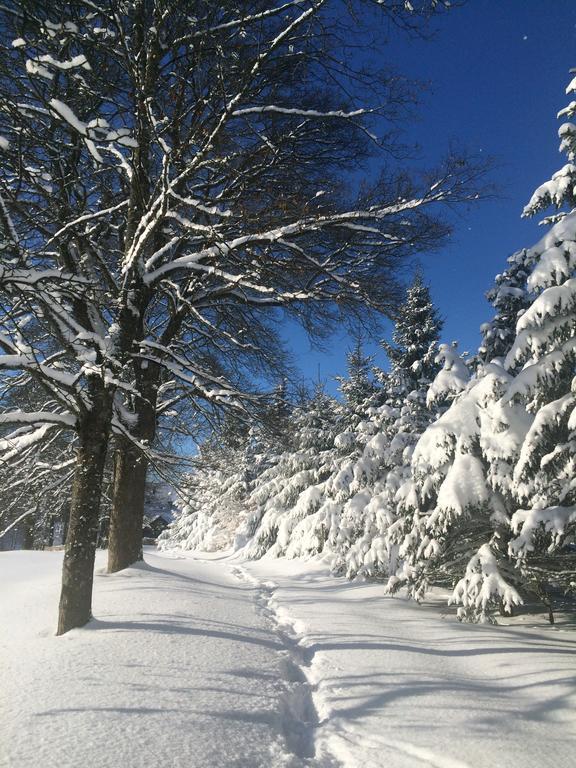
left=106, top=8, right=163, bottom=573
left=46, top=517, right=55, bottom=548
left=22, top=513, right=35, bottom=549
left=107, top=435, right=149, bottom=572
left=57, top=398, right=112, bottom=636
left=107, top=368, right=158, bottom=573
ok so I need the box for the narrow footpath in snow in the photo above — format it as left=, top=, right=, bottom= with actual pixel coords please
left=241, top=558, right=576, bottom=768
left=1, top=548, right=575, bottom=768
left=1, top=549, right=323, bottom=768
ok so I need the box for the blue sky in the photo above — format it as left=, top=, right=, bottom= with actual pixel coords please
left=284, top=0, right=576, bottom=393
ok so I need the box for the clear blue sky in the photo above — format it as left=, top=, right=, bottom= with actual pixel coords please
left=284, top=0, right=576, bottom=393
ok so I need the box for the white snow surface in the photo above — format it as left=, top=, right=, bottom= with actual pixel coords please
left=2, top=549, right=576, bottom=768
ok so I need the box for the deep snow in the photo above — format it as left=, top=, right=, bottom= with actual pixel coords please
left=241, top=558, right=576, bottom=768
left=0, top=549, right=309, bottom=768
left=1, top=548, right=575, bottom=768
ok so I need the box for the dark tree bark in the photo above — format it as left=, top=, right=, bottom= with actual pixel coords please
left=107, top=366, right=158, bottom=573
left=107, top=436, right=149, bottom=572
left=57, top=388, right=112, bottom=635
left=22, top=513, right=35, bottom=549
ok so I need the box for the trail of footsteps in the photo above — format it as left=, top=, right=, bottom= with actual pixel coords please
left=230, top=566, right=340, bottom=767
left=230, top=565, right=475, bottom=768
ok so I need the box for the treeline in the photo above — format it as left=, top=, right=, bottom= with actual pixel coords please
left=161, top=75, right=576, bottom=623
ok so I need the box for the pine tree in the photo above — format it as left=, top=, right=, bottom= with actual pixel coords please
left=270, top=274, right=444, bottom=576
left=523, top=68, right=576, bottom=224
left=415, top=72, right=576, bottom=622
left=341, top=274, right=443, bottom=578
left=442, top=252, right=535, bottom=621
left=160, top=448, right=252, bottom=554
left=272, top=275, right=444, bottom=577
left=478, top=249, right=534, bottom=365
left=248, top=369, right=397, bottom=566
left=382, top=271, right=443, bottom=402
left=502, top=73, right=576, bottom=614
left=336, top=339, right=378, bottom=422
left=245, top=385, right=342, bottom=558
left=386, top=341, right=471, bottom=600
left=160, top=398, right=291, bottom=554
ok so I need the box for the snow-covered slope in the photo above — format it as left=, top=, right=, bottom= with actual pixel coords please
left=2, top=549, right=575, bottom=768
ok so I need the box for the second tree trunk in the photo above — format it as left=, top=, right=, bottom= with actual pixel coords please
left=107, top=435, right=149, bottom=572
left=107, top=369, right=158, bottom=573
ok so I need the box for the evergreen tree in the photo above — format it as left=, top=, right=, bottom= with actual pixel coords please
left=382, top=271, right=443, bottom=402
left=336, top=339, right=378, bottom=422
left=405, top=73, right=576, bottom=622
left=253, top=372, right=397, bottom=566
left=342, top=274, right=443, bottom=578
left=523, top=68, right=576, bottom=224
left=386, top=341, right=471, bottom=599
left=478, top=249, right=534, bottom=365
left=245, top=385, right=342, bottom=558
left=259, top=274, right=444, bottom=575
left=503, top=73, right=576, bottom=612
left=161, top=399, right=291, bottom=553
left=442, top=252, right=535, bottom=621
left=159, top=450, right=252, bottom=554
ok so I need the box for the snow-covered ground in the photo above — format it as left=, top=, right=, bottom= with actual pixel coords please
left=241, top=558, right=576, bottom=768
left=1, top=548, right=575, bottom=768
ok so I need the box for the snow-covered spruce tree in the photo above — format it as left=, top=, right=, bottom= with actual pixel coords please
left=159, top=427, right=252, bottom=554
left=160, top=395, right=291, bottom=553
left=247, top=347, right=395, bottom=564
left=392, top=70, right=576, bottom=620
left=265, top=275, right=443, bottom=573
left=441, top=73, right=576, bottom=619
left=273, top=342, right=387, bottom=563
left=435, top=270, right=535, bottom=621
left=336, top=340, right=378, bottom=424
left=0, top=0, right=486, bottom=633
left=504, top=73, right=576, bottom=606
left=382, top=271, right=443, bottom=402
left=386, top=342, right=472, bottom=600
left=245, top=386, right=343, bottom=558
left=282, top=395, right=399, bottom=565
left=388, top=274, right=545, bottom=623
left=434, top=247, right=539, bottom=622
left=522, top=69, right=576, bottom=224
left=342, top=274, right=443, bottom=578
left=421, top=360, right=533, bottom=621
left=477, top=249, right=534, bottom=365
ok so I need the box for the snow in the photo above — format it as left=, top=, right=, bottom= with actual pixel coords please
left=49, top=99, right=88, bottom=135
left=522, top=164, right=576, bottom=217
left=510, top=505, right=576, bottom=555
left=242, top=558, right=576, bottom=768
left=1, top=550, right=302, bottom=768
left=426, top=343, right=469, bottom=408
left=433, top=451, right=490, bottom=522
left=37, top=54, right=91, bottom=71
left=26, top=59, right=54, bottom=80
left=450, top=543, right=522, bottom=620
left=2, top=549, right=576, bottom=768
